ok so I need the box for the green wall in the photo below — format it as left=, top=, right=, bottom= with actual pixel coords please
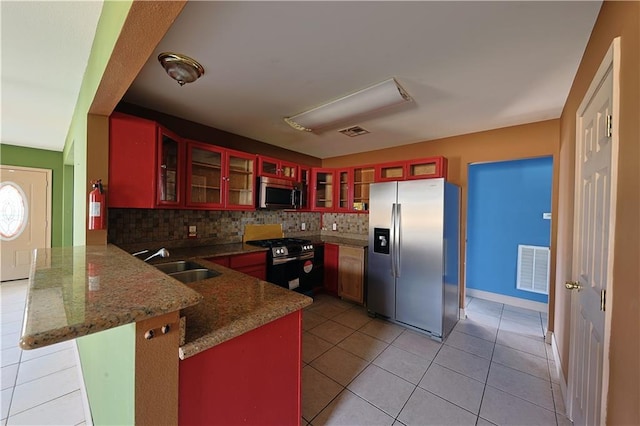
left=64, top=0, right=133, bottom=246
left=0, top=144, right=65, bottom=246
left=77, top=324, right=136, bottom=426
left=67, top=2, right=136, bottom=424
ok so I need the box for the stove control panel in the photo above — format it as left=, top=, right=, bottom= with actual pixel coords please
left=272, top=247, right=289, bottom=257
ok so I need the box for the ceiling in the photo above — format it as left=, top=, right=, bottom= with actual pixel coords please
left=124, top=1, right=602, bottom=159
left=1, top=1, right=103, bottom=152
left=1, top=1, right=602, bottom=158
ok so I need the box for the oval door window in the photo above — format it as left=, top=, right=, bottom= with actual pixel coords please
left=0, top=182, right=28, bottom=241
left=303, top=260, right=313, bottom=274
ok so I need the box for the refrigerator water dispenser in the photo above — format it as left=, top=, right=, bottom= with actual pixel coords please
left=373, top=228, right=390, bottom=254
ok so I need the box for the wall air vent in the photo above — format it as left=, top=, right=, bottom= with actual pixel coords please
left=338, top=126, right=370, bottom=137
left=516, top=244, right=550, bottom=294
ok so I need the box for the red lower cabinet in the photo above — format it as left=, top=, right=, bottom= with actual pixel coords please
left=178, top=311, right=302, bottom=425
left=324, top=243, right=339, bottom=296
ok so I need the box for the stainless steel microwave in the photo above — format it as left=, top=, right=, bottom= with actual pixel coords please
left=257, top=176, right=303, bottom=209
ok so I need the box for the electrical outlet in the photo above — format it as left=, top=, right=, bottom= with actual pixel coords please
left=301, top=222, right=306, bottom=231
left=332, top=223, right=337, bottom=231
left=188, top=225, right=197, bottom=238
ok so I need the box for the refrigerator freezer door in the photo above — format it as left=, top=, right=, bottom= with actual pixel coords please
left=367, top=181, right=397, bottom=318
left=394, top=179, right=445, bottom=335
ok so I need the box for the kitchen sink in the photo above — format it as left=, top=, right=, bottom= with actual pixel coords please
left=169, top=269, right=221, bottom=283
left=154, top=260, right=206, bottom=274
left=154, top=260, right=222, bottom=283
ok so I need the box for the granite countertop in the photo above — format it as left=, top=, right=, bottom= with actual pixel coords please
left=308, top=234, right=369, bottom=248
left=175, top=257, right=312, bottom=359
left=20, top=245, right=203, bottom=350
left=21, top=243, right=312, bottom=360
left=136, top=242, right=312, bottom=359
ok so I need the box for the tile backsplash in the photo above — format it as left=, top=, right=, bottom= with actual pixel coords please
left=108, top=209, right=369, bottom=246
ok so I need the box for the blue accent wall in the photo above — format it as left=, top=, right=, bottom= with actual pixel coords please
left=466, top=157, right=552, bottom=303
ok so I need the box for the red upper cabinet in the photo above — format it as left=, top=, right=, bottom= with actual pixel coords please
left=335, top=169, right=353, bottom=212
left=109, top=112, right=184, bottom=208
left=186, top=141, right=255, bottom=210
left=298, top=166, right=311, bottom=210
left=157, top=128, right=185, bottom=207
left=406, top=156, right=448, bottom=180
left=375, top=161, right=407, bottom=182
left=186, top=141, right=224, bottom=209
left=310, top=168, right=335, bottom=211
left=352, top=165, right=375, bottom=212
left=225, top=149, right=256, bottom=210
left=376, top=156, right=447, bottom=182
left=258, top=155, right=298, bottom=180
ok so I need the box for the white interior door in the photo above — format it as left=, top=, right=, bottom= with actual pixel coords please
left=567, top=39, right=619, bottom=426
left=0, top=165, right=51, bottom=281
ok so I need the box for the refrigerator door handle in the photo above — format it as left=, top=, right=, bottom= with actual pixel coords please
left=390, top=203, right=396, bottom=277
left=396, top=203, right=401, bottom=277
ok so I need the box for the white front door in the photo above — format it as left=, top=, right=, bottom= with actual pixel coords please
left=0, top=165, right=51, bottom=281
left=567, top=39, right=619, bottom=426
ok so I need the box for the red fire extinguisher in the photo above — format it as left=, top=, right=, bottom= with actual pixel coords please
left=89, top=179, right=105, bottom=230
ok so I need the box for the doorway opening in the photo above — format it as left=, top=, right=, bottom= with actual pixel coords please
left=465, top=157, right=553, bottom=322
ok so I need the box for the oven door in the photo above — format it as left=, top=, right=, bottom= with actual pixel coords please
left=269, top=252, right=315, bottom=293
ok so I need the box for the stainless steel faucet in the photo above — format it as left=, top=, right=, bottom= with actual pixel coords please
left=132, top=248, right=170, bottom=262
left=143, top=248, right=170, bottom=262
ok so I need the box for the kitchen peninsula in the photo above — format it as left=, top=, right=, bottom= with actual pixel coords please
left=20, top=244, right=312, bottom=425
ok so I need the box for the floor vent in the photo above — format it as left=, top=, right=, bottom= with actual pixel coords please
left=516, top=245, right=550, bottom=295
left=338, top=126, right=369, bottom=137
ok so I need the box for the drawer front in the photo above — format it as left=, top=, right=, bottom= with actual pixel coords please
left=204, top=256, right=230, bottom=267
left=229, top=252, right=267, bottom=269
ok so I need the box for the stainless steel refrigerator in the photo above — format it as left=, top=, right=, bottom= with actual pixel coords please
left=367, top=178, right=460, bottom=341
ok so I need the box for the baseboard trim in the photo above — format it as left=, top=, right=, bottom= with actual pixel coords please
left=466, top=288, right=547, bottom=313
left=551, top=332, right=570, bottom=419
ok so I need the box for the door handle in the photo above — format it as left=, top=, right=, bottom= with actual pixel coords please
left=395, top=203, right=401, bottom=277
left=565, top=281, right=582, bottom=291
left=390, top=204, right=396, bottom=277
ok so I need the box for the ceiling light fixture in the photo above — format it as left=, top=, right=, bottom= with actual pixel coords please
left=284, top=78, right=411, bottom=132
left=158, top=52, right=205, bottom=86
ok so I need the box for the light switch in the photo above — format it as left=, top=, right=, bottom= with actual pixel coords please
left=332, top=223, right=337, bottom=231
left=301, top=222, right=306, bottom=231
left=543, top=213, right=552, bottom=220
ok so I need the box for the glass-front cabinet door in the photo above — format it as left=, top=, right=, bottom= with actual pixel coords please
left=298, top=166, right=311, bottom=210
left=406, top=156, right=448, bottom=180
left=225, top=150, right=255, bottom=210
left=337, top=169, right=352, bottom=212
left=375, top=161, right=406, bottom=182
left=157, top=128, right=183, bottom=206
left=186, top=142, right=223, bottom=208
left=257, top=156, right=298, bottom=180
left=312, top=169, right=334, bottom=211
left=279, top=160, right=298, bottom=180
left=353, top=165, right=374, bottom=211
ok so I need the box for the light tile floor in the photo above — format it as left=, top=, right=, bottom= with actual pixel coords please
left=3, top=278, right=571, bottom=426
left=1, top=280, right=88, bottom=426
left=302, top=294, right=572, bottom=426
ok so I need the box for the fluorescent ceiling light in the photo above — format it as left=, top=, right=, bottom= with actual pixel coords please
left=284, top=78, right=412, bottom=132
